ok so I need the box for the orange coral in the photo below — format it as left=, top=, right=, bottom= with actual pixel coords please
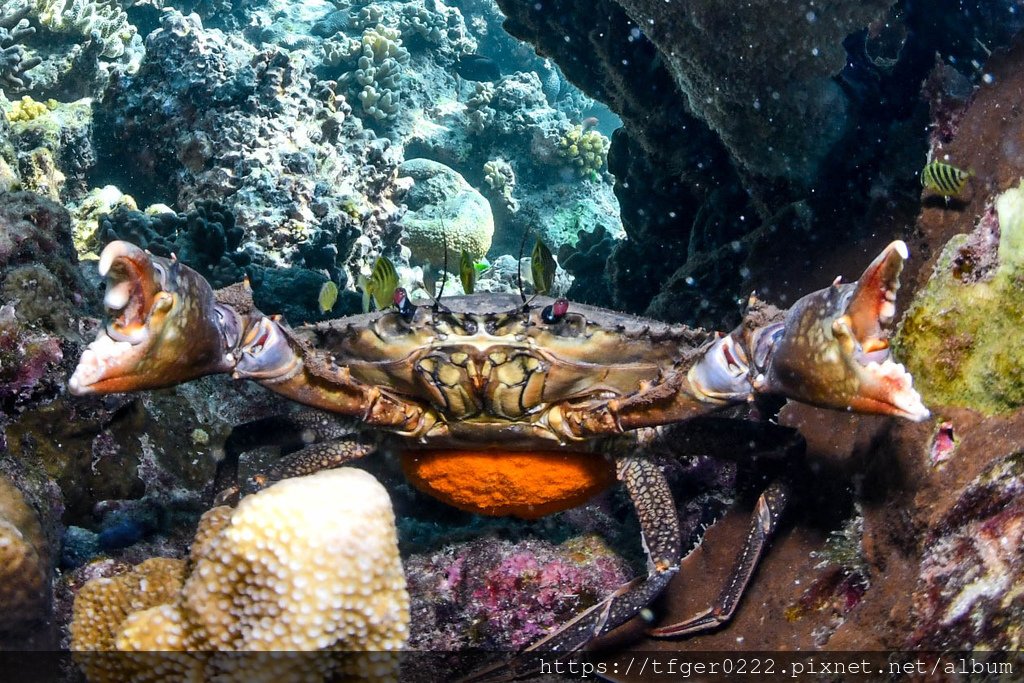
left=401, top=449, right=615, bottom=519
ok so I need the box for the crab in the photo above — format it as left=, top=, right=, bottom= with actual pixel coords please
left=68, top=239, right=928, bottom=659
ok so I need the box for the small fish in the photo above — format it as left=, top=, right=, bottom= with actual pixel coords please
left=459, top=250, right=476, bottom=295
left=456, top=54, right=501, bottom=82
left=473, top=257, right=490, bottom=275
left=358, top=255, right=399, bottom=313
left=580, top=116, right=600, bottom=132
left=317, top=280, right=338, bottom=313
left=531, top=239, right=556, bottom=295
left=921, top=161, right=972, bottom=197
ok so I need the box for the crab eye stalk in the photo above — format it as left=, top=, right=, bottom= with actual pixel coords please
left=393, top=287, right=416, bottom=321
left=541, top=298, right=569, bottom=324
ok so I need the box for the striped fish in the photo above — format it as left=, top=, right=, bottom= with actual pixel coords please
left=921, top=161, right=972, bottom=197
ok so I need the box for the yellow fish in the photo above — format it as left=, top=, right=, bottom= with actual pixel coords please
left=358, top=255, right=399, bottom=313
left=531, top=239, right=556, bottom=295
left=459, top=250, right=476, bottom=295
left=921, top=161, right=972, bottom=197
left=317, top=280, right=338, bottom=313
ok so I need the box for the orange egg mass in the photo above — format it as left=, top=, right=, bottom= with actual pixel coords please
left=400, top=449, right=616, bottom=519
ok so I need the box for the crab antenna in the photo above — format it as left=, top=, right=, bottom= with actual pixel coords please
left=434, top=218, right=450, bottom=313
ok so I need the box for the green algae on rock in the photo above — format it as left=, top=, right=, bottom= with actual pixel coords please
left=895, top=184, right=1024, bottom=416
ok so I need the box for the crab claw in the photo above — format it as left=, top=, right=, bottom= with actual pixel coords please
left=68, top=241, right=241, bottom=395
left=756, top=241, right=929, bottom=421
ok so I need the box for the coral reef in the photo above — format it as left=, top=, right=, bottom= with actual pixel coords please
left=406, top=535, right=632, bottom=649
left=96, top=9, right=400, bottom=277
left=72, top=468, right=409, bottom=657
left=0, top=473, right=49, bottom=635
left=2, top=95, right=93, bottom=201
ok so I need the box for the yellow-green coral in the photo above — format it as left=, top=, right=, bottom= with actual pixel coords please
left=6, top=96, right=56, bottom=123
left=895, top=183, right=1024, bottom=415
left=0, top=475, right=49, bottom=635
left=70, top=185, right=138, bottom=258
left=72, top=469, right=409, bottom=661
left=558, top=125, right=609, bottom=180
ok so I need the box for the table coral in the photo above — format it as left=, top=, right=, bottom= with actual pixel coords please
left=0, top=473, right=49, bottom=635
left=71, top=468, right=409, bottom=656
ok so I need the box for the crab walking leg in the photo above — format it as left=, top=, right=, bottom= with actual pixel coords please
left=463, top=456, right=682, bottom=680
left=212, top=411, right=365, bottom=506
left=232, top=317, right=436, bottom=435
left=649, top=479, right=791, bottom=637
left=247, top=436, right=377, bottom=492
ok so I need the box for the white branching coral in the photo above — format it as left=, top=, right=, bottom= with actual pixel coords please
left=37, top=0, right=134, bottom=58
left=483, top=158, right=518, bottom=213
left=352, top=24, right=408, bottom=122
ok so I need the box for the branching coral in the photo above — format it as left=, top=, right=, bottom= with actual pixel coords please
left=72, top=469, right=409, bottom=659
left=37, top=0, right=134, bottom=58
left=0, top=4, right=40, bottom=91
left=353, top=25, right=409, bottom=122
left=465, top=81, right=494, bottom=133
left=400, top=1, right=474, bottom=55
left=558, top=124, right=609, bottom=180
left=482, top=158, right=518, bottom=212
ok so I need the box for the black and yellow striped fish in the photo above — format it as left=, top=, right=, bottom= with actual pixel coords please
left=921, top=161, right=972, bottom=197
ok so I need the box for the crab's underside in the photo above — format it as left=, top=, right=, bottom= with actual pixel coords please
left=69, top=239, right=927, bottom=664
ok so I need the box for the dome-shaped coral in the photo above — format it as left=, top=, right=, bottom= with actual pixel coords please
left=71, top=469, right=409, bottom=677
left=0, top=475, right=49, bottom=635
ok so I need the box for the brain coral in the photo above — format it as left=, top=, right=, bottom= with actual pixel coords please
left=0, top=474, right=49, bottom=635
left=397, top=158, right=493, bottom=265
left=72, top=469, right=409, bottom=662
